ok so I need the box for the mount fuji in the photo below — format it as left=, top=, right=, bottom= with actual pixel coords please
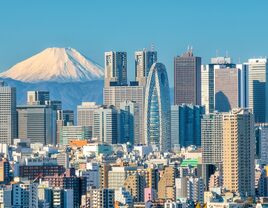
left=0, top=47, right=104, bottom=83
left=0, top=47, right=104, bottom=111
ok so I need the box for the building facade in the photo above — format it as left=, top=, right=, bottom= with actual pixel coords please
left=0, top=82, right=17, bottom=144
left=103, top=85, right=144, bottom=144
left=135, top=49, right=157, bottom=87
left=119, top=100, right=139, bottom=144
left=248, top=58, right=268, bottom=122
left=104, top=51, right=127, bottom=87
left=222, top=108, right=255, bottom=197
left=171, top=104, right=205, bottom=148
left=144, top=63, right=171, bottom=152
left=214, top=67, right=241, bottom=112
left=17, top=105, right=56, bottom=145
left=174, top=49, right=201, bottom=105
left=93, top=106, right=119, bottom=144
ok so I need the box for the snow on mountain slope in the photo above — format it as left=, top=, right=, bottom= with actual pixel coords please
left=0, top=47, right=104, bottom=83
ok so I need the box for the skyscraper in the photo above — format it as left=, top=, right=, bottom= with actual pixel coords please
left=17, top=105, right=56, bottom=145
left=201, top=64, right=214, bottom=113
left=201, top=57, right=242, bottom=113
left=248, top=58, right=268, bottom=122
left=104, top=51, right=127, bottom=87
left=201, top=112, right=223, bottom=165
left=119, top=100, right=139, bottom=144
left=77, top=102, right=99, bottom=127
left=214, top=67, right=241, bottom=112
left=0, top=82, right=17, bottom=144
left=103, top=85, right=144, bottom=144
left=174, top=49, right=201, bottom=105
left=255, top=124, right=268, bottom=165
left=222, top=108, right=255, bottom=197
left=144, top=63, right=171, bottom=152
left=171, top=104, right=205, bottom=148
left=135, top=49, right=157, bottom=87
left=93, top=105, right=119, bottom=144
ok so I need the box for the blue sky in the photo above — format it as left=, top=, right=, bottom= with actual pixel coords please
left=0, top=0, right=268, bottom=86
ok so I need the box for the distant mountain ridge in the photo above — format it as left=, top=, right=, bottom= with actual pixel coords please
left=0, top=47, right=104, bottom=83
left=1, top=78, right=104, bottom=111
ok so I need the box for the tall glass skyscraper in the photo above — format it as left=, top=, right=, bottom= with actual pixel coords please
left=174, top=49, right=201, bottom=105
left=248, top=58, right=268, bottom=122
left=144, top=63, right=171, bottom=152
left=171, top=104, right=205, bottom=148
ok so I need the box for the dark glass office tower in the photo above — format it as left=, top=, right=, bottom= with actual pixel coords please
left=174, top=49, right=201, bottom=105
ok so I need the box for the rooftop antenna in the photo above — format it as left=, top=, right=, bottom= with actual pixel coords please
left=238, top=57, right=241, bottom=64
left=216, top=49, right=219, bottom=57
left=151, top=43, right=155, bottom=51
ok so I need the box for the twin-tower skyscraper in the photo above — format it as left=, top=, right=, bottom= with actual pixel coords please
left=103, top=50, right=171, bottom=151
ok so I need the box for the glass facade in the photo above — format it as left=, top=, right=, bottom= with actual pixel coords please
left=144, top=63, right=171, bottom=152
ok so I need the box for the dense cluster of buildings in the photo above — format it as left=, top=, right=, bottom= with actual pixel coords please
left=0, top=48, right=268, bottom=207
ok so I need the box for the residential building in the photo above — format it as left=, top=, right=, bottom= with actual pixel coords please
left=222, top=108, right=255, bottom=197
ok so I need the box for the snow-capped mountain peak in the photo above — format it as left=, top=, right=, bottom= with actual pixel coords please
left=0, top=47, right=104, bottom=83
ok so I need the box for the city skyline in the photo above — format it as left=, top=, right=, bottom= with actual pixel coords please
left=1, top=1, right=268, bottom=207
left=1, top=1, right=268, bottom=86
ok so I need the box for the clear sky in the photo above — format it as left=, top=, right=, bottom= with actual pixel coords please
left=0, top=0, right=268, bottom=86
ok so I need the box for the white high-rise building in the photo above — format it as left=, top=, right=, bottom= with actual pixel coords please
left=135, top=49, right=157, bottom=87
left=104, top=51, right=127, bottom=87
left=93, top=106, right=119, bottom=144
left=201, top=65, right=214, bottom=113
left=248, top=58, right=268, bottom=122
left=77, top=102, right=99, bottom=127
left=0, top=82, right=17, bottom=144
left=144, top=63, right=171, bottom=152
